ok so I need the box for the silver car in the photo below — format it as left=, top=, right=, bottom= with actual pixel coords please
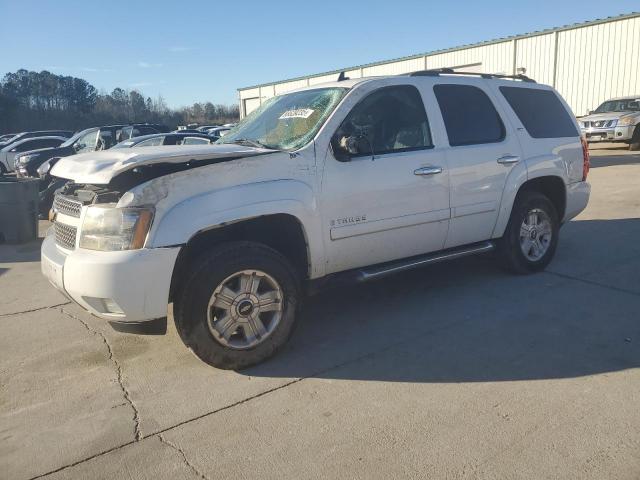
left=579, top=96, right=640, bottom=150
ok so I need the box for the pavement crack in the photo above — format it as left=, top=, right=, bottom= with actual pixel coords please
left=61, top=307, right=143, bottom=442
left=0, top=301, right=71, bottom=317
left=30, top=313, right=475, bottom=480
left=159, top=434, right=210, bottom=480
left=544, top=270, right=640, bottom=297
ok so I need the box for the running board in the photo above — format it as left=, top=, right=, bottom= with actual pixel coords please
left=356, top=241, right=496, bottom=282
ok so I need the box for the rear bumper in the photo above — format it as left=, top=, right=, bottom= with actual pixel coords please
left=564, top=181, right=590, bottom=222
left=42, top=233, right=180, bottom=322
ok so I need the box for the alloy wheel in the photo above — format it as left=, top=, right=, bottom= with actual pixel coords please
left=207, top=269, right=283, bottom=349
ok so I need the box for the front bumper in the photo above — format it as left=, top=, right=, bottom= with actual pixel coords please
left=581, top=125, right=635, bottom=142
left=42, top=233, right=180, bottom=322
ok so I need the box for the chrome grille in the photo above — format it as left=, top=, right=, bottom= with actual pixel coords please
left=54, top=222, right=77, bottom=249
left=53, top=195, right=82, bottom=218
left=583, top=120, right=616, bottom=128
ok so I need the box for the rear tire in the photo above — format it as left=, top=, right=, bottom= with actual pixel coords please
left=174, top=241, right=301, bottom=370
left=497, top=191, right=559, bottom=274
left=629, top=126, right=640, bottom=151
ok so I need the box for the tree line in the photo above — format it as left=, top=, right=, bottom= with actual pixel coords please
left=0, top=69, right=239, bottom=134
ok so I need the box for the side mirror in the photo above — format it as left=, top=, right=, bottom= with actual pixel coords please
left=588, top=110, right=594, bottom=115
left=331, top=134, right=374, bottom=162
left=331, top=135, right=353, bottom=162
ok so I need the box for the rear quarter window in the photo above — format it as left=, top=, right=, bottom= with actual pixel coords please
left=500, top=87, right=579, bottom=138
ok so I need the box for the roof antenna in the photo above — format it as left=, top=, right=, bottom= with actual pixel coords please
left=337, top=71, right=349, bottom=81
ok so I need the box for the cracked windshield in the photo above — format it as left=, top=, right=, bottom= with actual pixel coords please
left=220, top=87, right=347, bottom=150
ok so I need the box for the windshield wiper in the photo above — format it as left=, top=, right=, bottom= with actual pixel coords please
left=229, top=138, right=278, bottom=150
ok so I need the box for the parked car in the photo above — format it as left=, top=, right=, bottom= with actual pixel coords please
left=15, top=125, right=126, bottom=178
left=116, top=124, right=170, bottom=143
left=579, top=96, right=640, bottom=150
left=0, top=136, right=67, bottom=173
left=0, top=130, right=73, bottom=149
left=196, top=125, right=220, bottom=132
left=0, top=133, right=18, bottom=142
left=208, top=127, right=232, bottom=140
left=113, top=132, right=213, bottom=148
left=42, top=71, right=590, bottom=369
left=171, top=128, right=201, bottom=134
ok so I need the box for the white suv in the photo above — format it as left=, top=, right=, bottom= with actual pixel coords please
left=42, top=71, right=591, bottom=369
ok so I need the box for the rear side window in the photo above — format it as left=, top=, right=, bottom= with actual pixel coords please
left=181, top=137, right=210, bottom=145
left=500, top=87, right=579, bottom=138
left=39, top=139, right=63, bottom=148
left=139, top=126, right=159, bottom=135
left=136, top=136, right=164, bottom=147
left=434, top=84, right=505, bottom=146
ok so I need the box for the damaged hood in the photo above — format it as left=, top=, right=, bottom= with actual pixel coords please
left=50, top=144, right=269, bottom=184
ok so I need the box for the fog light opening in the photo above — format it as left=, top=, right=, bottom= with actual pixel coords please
left=82, top=296, right=125, bottom=316
left=103, top=298, right=125, bottom=315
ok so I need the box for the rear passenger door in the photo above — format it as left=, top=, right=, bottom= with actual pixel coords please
left=433, top=81, right=522, bottom=248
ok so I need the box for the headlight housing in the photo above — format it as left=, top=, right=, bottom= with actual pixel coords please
left=79, top=205, right=154, bottom=251
left=19, top=154, right=37, bottom=165
left=36, top=160, right=51, bottom=177
left=618, top=116, right=636, bottom=126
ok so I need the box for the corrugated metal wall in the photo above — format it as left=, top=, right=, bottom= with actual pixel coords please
left=556, top=16, right=640, bottom=115
left=238, top=14, right=640, bottom=117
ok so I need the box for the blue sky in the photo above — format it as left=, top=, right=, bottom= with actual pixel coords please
left=1, top=0, right=637, bottom=107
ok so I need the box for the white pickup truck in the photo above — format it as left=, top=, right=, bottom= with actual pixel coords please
left=42, top=71, right=591, bottom=369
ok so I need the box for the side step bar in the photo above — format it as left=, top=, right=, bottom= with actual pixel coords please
left=356, top=241, right=496, bottom=282
left=307, top=241, right=496, bottom=295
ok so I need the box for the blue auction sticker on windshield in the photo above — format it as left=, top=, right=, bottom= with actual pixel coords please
left=279, top=109, right=314, bottom=120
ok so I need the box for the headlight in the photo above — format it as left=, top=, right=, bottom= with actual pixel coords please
left=79, top=205, right=154, bottom=251
left=607, top=119, right=618, bottom=127
left=37, top=161, right=51, bottom=177
left=618, top=116, right=636, bottom=126
left=19, top=154, right=36, bottom=165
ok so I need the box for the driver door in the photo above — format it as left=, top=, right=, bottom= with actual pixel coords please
left=321, top=84, right=450, bottom=274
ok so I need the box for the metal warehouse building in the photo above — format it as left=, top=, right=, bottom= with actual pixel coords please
left=238, top=12, right=640, bottom=118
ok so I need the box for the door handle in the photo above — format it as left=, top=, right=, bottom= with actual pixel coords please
left=414, top=166, right=443, bottom=176
left=497, top=155, right=520, bottom=165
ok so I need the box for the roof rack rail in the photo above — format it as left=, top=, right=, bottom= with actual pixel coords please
left=408, top=68, right=536, bottom=83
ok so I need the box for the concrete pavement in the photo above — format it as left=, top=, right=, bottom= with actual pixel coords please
left=1, top=144, right=639, bottom=479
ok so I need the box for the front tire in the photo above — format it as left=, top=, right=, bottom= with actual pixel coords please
left=174, top=242, right=301, bottom=369
left=498, top=191, right=559, bottom=274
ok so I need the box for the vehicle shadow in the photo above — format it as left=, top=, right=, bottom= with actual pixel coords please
left=590, top=153, right=640, bottom=168
left=243, top=218, right=640, bottom=384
